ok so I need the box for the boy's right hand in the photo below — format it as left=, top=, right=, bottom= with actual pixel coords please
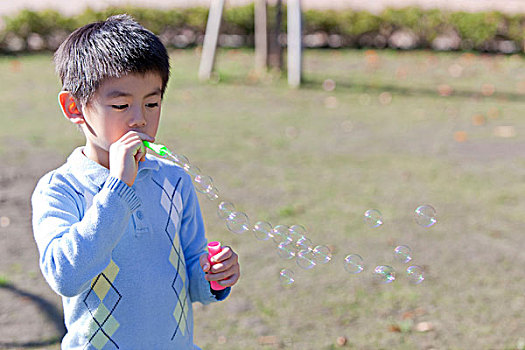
left=109, top=131, right=154, bottom=187
left=200, top=246, right=240, bottom=288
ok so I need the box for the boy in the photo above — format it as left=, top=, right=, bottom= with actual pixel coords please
left=31, top=14, right=240, bottom=349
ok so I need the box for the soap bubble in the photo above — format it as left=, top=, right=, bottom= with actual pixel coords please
left=313, top=245, right=332, bottom=264
left=296, top=236, right=313, bottom=251
left=277, top=238, right=296, bottom=259
left=296, top=249, right=316, bottom=270
left=373, top=265, right=396, bottom=284
left=289, top=224, right=307, bottom=243
left=226, top=211, right=250, bottom=234
left=168, top=153, right=189, bottom=168
left=406, top=265, right=425, bottom=284
left=414, top=205, right=437, bottom=227
left=279, top=269, right=295, bottom=285
left=364, top=209, right=383, bottom=228
left=184, top=164, right=201, bottom=178
left=194, top=174, right=214, bottom=194
left=343, top=254, right=364, bottom=274
left=394, top=245, right=412, bottom=264
left=217, top=202, right=235, bottom=219
left=253, top=221, right=272, bottom=241
left=205, top=186, right=219, bottom=201
left=272, top=225, right=290, bottom=244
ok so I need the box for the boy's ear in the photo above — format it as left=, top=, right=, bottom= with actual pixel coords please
left=58, top=91, right=84, bottom=124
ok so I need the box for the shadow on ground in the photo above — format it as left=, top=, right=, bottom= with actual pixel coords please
left=301, top=78, right=525, bottom=102
left=0, top=282, right=64, bottom=349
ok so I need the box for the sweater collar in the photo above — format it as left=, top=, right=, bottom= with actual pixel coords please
left=68, top=147, right=160, bottom=190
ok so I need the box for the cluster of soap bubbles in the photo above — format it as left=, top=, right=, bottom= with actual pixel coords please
left=342, top=206, right=436, bottom=285
left=155, top=146, right=333, bottom=284
left=217, top=200, right=333, bottom=274
left=368, top=246, right=424, bottom=285
left=154, top=144, right=433, bottom=287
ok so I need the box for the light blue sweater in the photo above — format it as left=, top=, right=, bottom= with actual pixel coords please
left=31, top=147, right=229, bottom=349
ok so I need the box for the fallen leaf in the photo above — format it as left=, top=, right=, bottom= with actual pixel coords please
left=454, top=131, right=468, bottom=143
left=402, top=311, right=416, bottom=320
left=379, top=92, right=392, bottom=105
left=481, top=83, right=495, bottom=96
left=258, top=335, right=278, bottom=345
left=336, top=336, right=347, bottom=347
left=324, top=96, right=338, bottom=109
left=415, top=321, right=434, bottom=332
left=471, top=114, right=486, bottom=126
left=323, top=79, right=336, bottom=92
left=388, top=324, right=401, bottom=332
left=0, top=216, right=10, bottom=228
left=493, top=126, right=516, bottom=138
left=217, top=335, right=227, bottom=344
left=487, top=107, right=500, bottom=119
left=437, top=84, right=453, bottom=97
left=414, top=307, right=426, bottom=316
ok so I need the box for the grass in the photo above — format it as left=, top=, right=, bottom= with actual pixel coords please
left=0, top=275, right=10, bottom=287
left=2, top=48, right=525, bottom=349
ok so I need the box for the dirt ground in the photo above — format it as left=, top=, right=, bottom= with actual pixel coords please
left=0, top=147, right=66, bottom=349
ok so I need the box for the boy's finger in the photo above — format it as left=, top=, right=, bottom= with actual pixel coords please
left=210, top=256, right=239, bottom=273
left=210, top=246, right=232, bottom=263
left=210, top=262, right=227, bottom=273
left=199, top=253, right=210, bottom=272
left=206, top=270, right=233, bottom=282
left=218, top=273, right=240, bottom=287
left=133, top=144, right=146, bottom=163
left=134, top=141, right=144, bottom=155
left=208, top=262, right=239, bottom=280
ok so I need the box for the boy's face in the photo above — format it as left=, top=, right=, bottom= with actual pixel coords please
left=80, top=72, right=163, bottom=167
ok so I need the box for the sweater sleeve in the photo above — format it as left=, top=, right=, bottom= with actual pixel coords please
left=179, top=174, right=230, bottom=304
left=31, top=175, right=140, bottom=297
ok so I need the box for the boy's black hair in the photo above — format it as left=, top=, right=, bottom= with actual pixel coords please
left=54, top=14, right=170, bottom=106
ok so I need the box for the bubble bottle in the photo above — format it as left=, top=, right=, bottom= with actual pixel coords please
left=207, top=241, right=227, bottom=290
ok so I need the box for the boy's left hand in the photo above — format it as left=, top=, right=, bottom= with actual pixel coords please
left=200, top=246, right=240, bottom=288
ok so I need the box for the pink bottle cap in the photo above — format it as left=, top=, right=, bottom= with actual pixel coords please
left=207, top=241, right=222, bottom=257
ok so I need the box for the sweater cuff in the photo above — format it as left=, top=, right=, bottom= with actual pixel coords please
left=103, top=176, right=141, bottom=212
left=210, top=286, right=231, bottom=301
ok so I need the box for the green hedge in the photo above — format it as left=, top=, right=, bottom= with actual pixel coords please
left=2, top=5, right=525, bottom=53
left=449, top=11, right=501, bottom=46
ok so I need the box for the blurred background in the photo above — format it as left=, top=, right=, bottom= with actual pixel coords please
left=6, top=0, right=525, bottom=15
left=1, top=1, right=525, bottom=349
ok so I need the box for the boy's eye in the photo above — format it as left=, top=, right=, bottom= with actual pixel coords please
left=146, top=103, right=159, bottom=108
left=112, top=104, right=128, bottom=110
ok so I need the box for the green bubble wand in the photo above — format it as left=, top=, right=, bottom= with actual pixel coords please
left=143, top=140, right=218, bottom=200
left=143, top=140, right=171, bottom=157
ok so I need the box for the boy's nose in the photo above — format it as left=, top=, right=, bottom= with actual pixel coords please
left=129, top=107, right=146, bottom=127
